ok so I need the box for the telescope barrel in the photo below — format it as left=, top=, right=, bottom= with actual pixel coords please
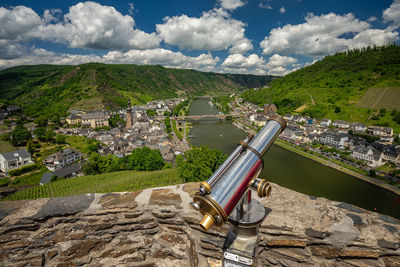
left=200, top=137, right=249, bottom=194
left=193, top=116, right=286, bottom=231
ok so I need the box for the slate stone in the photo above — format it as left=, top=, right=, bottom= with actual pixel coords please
left=383, top=224, right=398, bottom=234
left=0, top=210, right=9, bottom=221
left=31, top=194, right=95, bottom=220
left=308, top=195, right=317, bottom=200
left=305, top=228, right=331, bottom=239
left=0, top=200, right=28, bottom=221
left=100, top=191, right=141, bottom=209
left=378, top=214, right=400, bottom=225
left=2, top=223, right=40, bottom=234
left=346, top=213, right=364, bottom=227
left=182, top=182, right=200, bottom=197
left=309, top=245, right=342, bottom=259
left=149, top=189, right=182, bottom=208
left=377, top=239, right=400, bottom=250
left=336, top=203, right=362, bottom=214
left=339, top=250, right=379, bottom=259
left=382, top=256, right=400, bottom=267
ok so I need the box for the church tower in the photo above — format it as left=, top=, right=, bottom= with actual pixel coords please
left=126, top=99, right=133, bottom=129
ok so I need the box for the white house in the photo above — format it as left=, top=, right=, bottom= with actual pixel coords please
left=367, top=126, right=393, bottom=137
left=43, top=148, right=81, bottom=172
left=0, top=149, right=33, bottom=172
left=293, top=115, right=306, bottom=123
left=352, top=146, right=384, bottom=168
left=319, top=132, right=348, bottom=149
left=350, top=123, right=367, bottom=133
left=332, top=120, right=350, bottom=129
left=320, top=119, right=332, bottom=127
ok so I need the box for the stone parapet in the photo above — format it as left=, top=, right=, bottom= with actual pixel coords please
left=0, top=183, right=399, bottom=266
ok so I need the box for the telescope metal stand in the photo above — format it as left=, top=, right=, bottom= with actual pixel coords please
left=222, top=191, right=266, bottom=267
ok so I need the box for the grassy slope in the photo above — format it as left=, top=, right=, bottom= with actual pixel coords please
left=241, top=45, right=400, bottom=131
left=3, top=168, right=181, bottom=201
left=0, top=63, right=275, bottom=120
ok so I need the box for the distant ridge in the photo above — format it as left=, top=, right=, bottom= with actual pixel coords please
left=0, top=63, right=276, bottom=119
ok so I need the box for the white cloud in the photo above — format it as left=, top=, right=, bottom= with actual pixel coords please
left=0, top=40, right=24, bottom=59
left=222, top=54, right=265, bottom=68
left=0, top=2, right=159, bottom=53
left=0, top=48, right=219, bottom=72
left=156, top=8, right=252, bottom=54
left=103, top=49, right=219, bottom=70
left=383, top=0, right=400, bottom=30
left=221, top=53, right=298, bottom=76
left=259, top=1, right=272, bottom=10
left=279, top=7, right=286, bottom=14
left=128, top=3, right=135, bottom=15
left=36, top=2, right=159, bottom=50
left=260, top=13, right=399, bottom=58
left=43, top=9, right=61, bottom=23
left=266, top=54, right=297, bottom=68
left=0, top=6, right=41, bottom=41
left=0, top=48, right=101, bottom=69
left=218, top=0, right=245, bottom=10
left=367, top=16, right=377, bottom=22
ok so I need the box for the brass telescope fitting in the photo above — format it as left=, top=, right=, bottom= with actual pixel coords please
left=252, top=178, right=271, bottom=198
left=193, top=193, right=228, bottom=231
left=199, top=181, right=211, bottom=194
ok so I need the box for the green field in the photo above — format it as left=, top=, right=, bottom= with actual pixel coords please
left=0, top=141, right=16, bottom=154
left=357, top=87, right=400, bottom=110
left=65, top=135, right=93, bottom=155
left=3, top=168, right=182, bottom=201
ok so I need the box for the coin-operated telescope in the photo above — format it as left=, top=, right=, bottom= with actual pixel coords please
left=191, top=115, right=286, bottom=266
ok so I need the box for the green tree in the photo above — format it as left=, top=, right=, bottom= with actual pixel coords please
left=334, top=106, right=341, bottom=113
left=34, top=116, right=48, bottom=127
left=26, top=138, right=35, bottom=155
left=146, top=109, right=157, bottom=117
left=55, top=134, right=66, bottom=144
left=109, top=113, right=125, bottom=128
left=45, top=129, right=55, bottom=142
left=33, top=128, right=46, bottom=141
left=176, top=146, right=227, bottom=182
left=11, top=124, right=31, bottom=146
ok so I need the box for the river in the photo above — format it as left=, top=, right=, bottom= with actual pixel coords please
left=188, top=97, right=400, bottom=219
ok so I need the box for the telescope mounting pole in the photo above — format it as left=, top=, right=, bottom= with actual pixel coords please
left=222, top=189, right=267, bottom=267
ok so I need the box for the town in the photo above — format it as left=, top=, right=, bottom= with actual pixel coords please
left=1, top=94, right=399, bottom=191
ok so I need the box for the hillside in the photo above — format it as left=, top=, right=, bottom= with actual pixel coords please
left=241, top=44, right=400, bottom=131
left=0, top=63, right=275, bottom=120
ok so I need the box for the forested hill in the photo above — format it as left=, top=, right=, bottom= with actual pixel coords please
left=241, top=44, right=400, bottom=129
left=0, top=63, right=275, bottom=119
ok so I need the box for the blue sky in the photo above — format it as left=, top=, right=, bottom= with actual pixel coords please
left=0, top=0, right=399, bottom=75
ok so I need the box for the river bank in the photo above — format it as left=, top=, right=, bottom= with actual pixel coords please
left=274, top=139, right=400, bottom=196
left=233, top=116, right=400, bottom=195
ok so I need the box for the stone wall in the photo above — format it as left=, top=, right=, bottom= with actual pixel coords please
left=0, top=183, right=399, bottom=266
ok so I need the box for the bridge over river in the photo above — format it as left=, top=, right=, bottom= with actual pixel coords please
left=175, top=114, right=239, bottom=121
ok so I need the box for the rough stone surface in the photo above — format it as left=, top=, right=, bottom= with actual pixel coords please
left=0, top=182, right=399, bottom=267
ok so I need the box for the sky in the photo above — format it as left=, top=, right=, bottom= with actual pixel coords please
left=0, top=0, right=399, bottom=75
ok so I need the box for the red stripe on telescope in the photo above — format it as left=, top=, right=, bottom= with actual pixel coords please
left=224, top=160, right=262, bottom=215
